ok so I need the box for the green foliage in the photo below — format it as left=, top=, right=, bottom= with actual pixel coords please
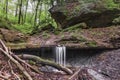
left=0, top=0, right=58, bottom=35
left=0, top=17, right=14, bottom=30
left=0, top=0, right=119, bottom=35
left=104, top=0, right=119, bottom=9
left=13, top=23, right=33, bottom=34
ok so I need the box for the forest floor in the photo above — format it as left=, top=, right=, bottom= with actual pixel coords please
left=0, top=44, right=120, bottom=80
left=27, top=25, right=120, bottom=49
left=2, top=25, right=119, bottom=49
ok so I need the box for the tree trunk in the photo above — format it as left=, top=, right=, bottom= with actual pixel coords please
left=15, top=0, right=19, bottom=17
left=24, top=0, right=29, bottom=23
left=5, top=0, right=8, bottom=19
left=38, top=2, right=42, bottom=23
left=18, top=0, right=23, bottom=24
left=34, top=0, right=40, bottom=27
left=50, top=0, right=54, bottom=6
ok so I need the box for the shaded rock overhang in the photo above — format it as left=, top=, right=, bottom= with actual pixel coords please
left=49, top=2, right=120, bottom=28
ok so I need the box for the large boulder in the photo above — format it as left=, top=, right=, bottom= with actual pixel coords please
left=49, top=1, right=120, bottom=28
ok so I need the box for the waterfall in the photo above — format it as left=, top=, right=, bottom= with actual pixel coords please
left=55, top=45, right=66, bottom=67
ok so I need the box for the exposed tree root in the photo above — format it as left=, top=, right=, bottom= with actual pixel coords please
left=0, top=74, right=9, bottom=80
left=18, top=54, right=73, bottom=75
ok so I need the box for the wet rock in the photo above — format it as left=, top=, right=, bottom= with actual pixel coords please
left=77, top=49, right=120, bottom=80
left=78, top=68, right=108, bottom=80
left=49, top=1, right=120, bottom=28
left=91, top=49, right=120, bottom=80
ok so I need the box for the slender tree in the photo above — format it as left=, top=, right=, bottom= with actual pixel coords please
left=18, top=0, right=23, bottom=24
left=15, top=0, right=19, bottom=17
left=38, top=1, right=42, bottom=23
left=34, top=0, right=41, bottom=27
left=24, top=0, right=29, bottom=23
left=5, top=0, right=8, bottom=19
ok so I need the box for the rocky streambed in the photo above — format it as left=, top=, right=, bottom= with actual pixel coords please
left=12, top=46, right=120, bottom=80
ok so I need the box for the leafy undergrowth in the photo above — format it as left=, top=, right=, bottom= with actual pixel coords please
left=0, top=16, right=34, bottom=35
left=0, top=17, right=13, bottom=30
left=12, top=23, right=33, bottom=34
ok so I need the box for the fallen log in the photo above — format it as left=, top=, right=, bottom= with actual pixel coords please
left=10, top=51, right=43, bottom=74
left=18, top=54, right=73, bottom=75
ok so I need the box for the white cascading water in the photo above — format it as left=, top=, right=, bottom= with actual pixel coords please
left=55, top=45, right=66, bottom=67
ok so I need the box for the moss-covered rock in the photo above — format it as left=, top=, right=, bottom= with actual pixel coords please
left=49, top=0, right=120, bottom=28
left=0, top=28, right=28, bottom=43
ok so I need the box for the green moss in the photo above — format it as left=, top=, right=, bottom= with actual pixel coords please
left=0, top=34, right=3, bottom=39
left=6, top=43, right=27, bottom=49
left=42, top=32, right=50, bottom=39
left=28, top=60, right=36, bottom=65
left=86, top=41, right=97, bottom=47
left=63, top=23, right=82, bottom=32
left=70, top=32, right=87, bottom=42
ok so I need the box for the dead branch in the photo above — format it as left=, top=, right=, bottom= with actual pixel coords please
left=0, top=74, right=9, bottom=80
left=18, top=54, right=73, bottom=75
left=8, top=60, right=21, bottom=80
left=0, top=48, right=33, bottom=80
left=0, top=39, right=8, bottom=53
left=0, top=39, right=33, bottom=80
left=68, top=67, right=81, bottom=80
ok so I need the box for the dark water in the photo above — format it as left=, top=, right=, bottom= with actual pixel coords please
left=12, top=47, right=114, bottom=67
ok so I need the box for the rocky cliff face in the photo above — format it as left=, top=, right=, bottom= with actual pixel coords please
left=49, top=1, right=120, bottom=28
